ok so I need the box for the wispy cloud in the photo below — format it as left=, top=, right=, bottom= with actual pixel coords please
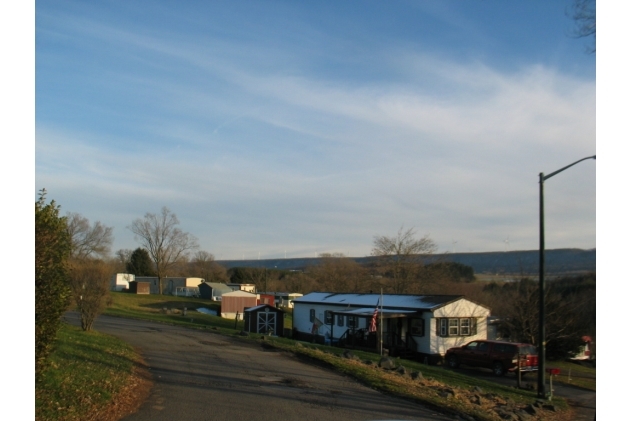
left=35, top=1, right=595, bottom=258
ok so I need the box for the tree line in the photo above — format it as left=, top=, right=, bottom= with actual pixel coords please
left=481, top=274, right=595, bottom=360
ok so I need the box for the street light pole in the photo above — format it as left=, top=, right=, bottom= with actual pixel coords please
left=537, top=155, right=595, bottom=399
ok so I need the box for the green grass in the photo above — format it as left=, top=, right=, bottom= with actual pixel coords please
left=105, top=291, right=220, bottom=317
left=105, top=291, right=294, bottom=331
left=105, top=292, right=245, bottom=330
left=543, top=360, right=596, bottom=391
left=36, top=323, right=139, bottom=421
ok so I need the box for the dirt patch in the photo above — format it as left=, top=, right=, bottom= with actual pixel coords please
left=88, top=350, right=153, bottom=421
left=259, top=375, right=311, bottom=388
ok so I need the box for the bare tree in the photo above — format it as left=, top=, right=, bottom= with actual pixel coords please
left=165, top=254, right=191, bottom=277
left=191, top=251, right=229, bottom=283
left=128, top=207, right=199, bottom=294
left=307, top=254, right=366, bottom=293
left=236, top=267, right=268, bottom=292
left=491, top=278, right=589, bottom=359
left=281, top=270, right=315, bottom=295
left=569, top=0, right=596, bottom=53
left=66, top=212, right=114, bottom=260
left=114, top=248, right=133, bottom=272
left=68, top=259, right=113, bottom=331
left=371, top=226, right=437, bottom=294
left=405, top=259, right=470, bottom=294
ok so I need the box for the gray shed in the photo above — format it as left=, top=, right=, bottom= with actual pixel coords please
left=198, top=282, right=233, bottom=300
left=243, top=304, right=285, bottom=337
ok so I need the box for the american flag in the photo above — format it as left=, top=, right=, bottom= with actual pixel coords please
left=369, top=299, right=379, bottom=332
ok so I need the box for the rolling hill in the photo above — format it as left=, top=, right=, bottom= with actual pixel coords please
left=217, top=248, right=595, bottom=276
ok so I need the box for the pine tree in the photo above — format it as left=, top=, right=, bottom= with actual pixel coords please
left=126, top=247, right=156, bottom=276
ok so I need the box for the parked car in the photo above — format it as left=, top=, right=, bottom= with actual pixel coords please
left=444, top=340, right=538, bottom=376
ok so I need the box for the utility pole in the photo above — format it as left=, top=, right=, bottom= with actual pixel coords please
left=537, top=155, right=595, bottom=399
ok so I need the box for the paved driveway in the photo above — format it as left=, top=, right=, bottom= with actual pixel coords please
left=71, top=314, right=456, bottom=421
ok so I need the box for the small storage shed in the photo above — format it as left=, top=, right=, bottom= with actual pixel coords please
left=198, top=282, right=233, bottom=301
left=221, top=290, right=258, bottom=319
left=128, top=281, right=150, bottom=295
left=244, top=304, right=285, bottom=336
left=134, top=277, right=161, bottom=294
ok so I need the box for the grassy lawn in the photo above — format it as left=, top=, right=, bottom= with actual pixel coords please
left=106, top=291, right=293, bottom=331
left=106, top=292, right=244, bottom=330
left=35, top=323, right=143, bottom=421
left=543, top=360, right=596, bottom=391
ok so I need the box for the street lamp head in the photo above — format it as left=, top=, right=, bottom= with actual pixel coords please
left=543, top=155, right=596, bottom=181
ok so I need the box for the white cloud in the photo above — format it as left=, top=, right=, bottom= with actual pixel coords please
left=35, top=4, right=595, bottom=259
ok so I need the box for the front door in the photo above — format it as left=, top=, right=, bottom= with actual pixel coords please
left=385, top=318, right=404, bottom=347
left=257, top=312, right=276, bottom=334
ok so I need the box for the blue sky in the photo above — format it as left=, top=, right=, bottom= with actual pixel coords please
left=33, top=0, right=597, bottom=259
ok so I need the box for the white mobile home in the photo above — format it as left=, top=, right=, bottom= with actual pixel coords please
left=110, top=273, right=134, bottom=291
left=274, top=292, right=303, bottom=308
left=227, top=283, right=257, bottom=293
left=292, top=292, right=490, bottom=363
left=135, top=277, right=205, bottom=295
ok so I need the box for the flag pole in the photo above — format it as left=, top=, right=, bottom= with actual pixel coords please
left=380, top=288, right=383, bottom=356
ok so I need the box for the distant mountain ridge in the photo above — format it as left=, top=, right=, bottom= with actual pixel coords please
left=217, top=248, right=596, bottom=276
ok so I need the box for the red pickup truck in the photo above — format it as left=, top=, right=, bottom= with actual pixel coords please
left=444, top=340, right=538, bottom=376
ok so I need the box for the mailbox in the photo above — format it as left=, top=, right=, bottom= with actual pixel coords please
left=546, top=367, right=560, bottom=375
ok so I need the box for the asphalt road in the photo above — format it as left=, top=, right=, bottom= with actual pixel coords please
left=69, top=314, right=457, bottom=421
